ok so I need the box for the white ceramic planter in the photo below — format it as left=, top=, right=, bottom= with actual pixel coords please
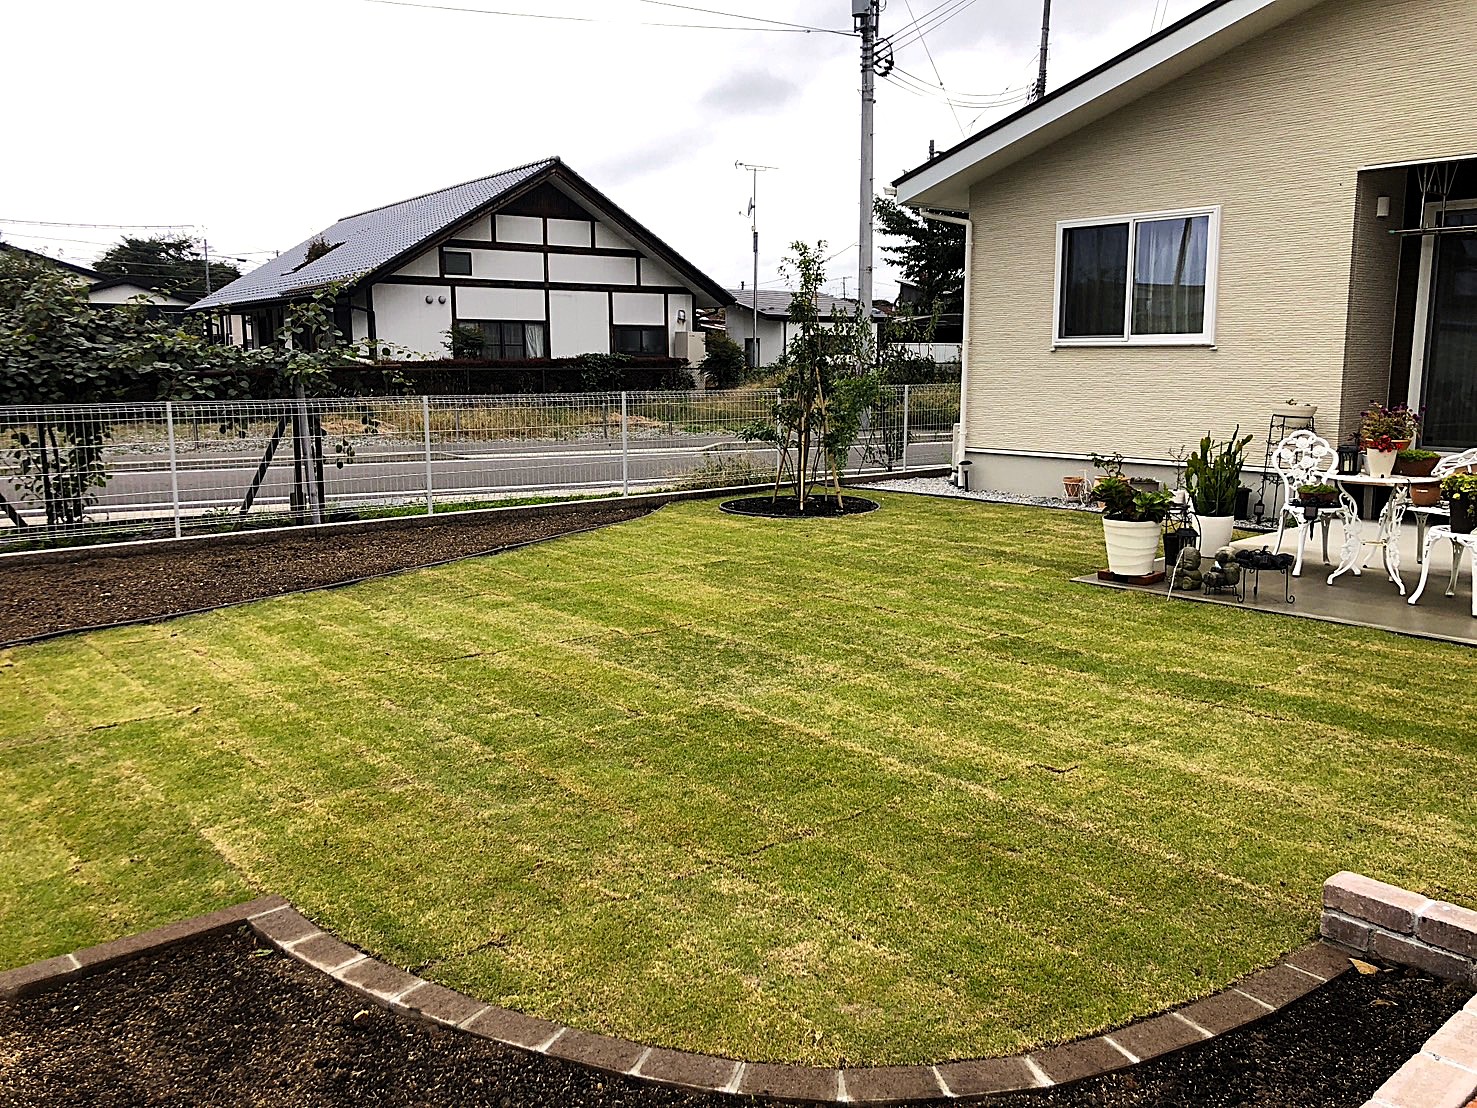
left=1273, top=403, right=1318, bottom=428
left=1366, top=448, right=1398, bottom=478
left=1196, top=514, right=1236, bottom=555
left=1102, top=518, right=1162, bottom=576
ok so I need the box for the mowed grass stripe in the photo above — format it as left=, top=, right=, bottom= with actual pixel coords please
left=0, top=493, right=1473, bottom=1065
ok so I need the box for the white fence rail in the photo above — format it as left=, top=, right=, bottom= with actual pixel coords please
left=0, top=385, right=958, bottom=550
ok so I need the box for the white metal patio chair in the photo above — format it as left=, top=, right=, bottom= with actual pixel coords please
left=1271, top=430, right=1343, bottom=577
left=1409, top=447, right=1477, bottom=563
left=1408, top=525, right=1477, bottom=618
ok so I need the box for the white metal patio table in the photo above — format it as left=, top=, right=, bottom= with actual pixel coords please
left=1325, top=474, right=1439, bottom=596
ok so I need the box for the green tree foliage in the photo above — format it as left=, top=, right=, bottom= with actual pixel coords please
left=743, top=242, right=879, bottom=510
left=873, top=197, right=964, bottom=319
left=93, top=236, right=241, bottom=303
left=698, top=331, right=748, bottom=390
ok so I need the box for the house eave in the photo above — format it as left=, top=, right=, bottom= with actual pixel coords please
left=894, top=0, right=1325, bottom=210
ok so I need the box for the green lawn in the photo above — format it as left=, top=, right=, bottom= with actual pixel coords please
left=2, top=493, right=1474, bottom=1066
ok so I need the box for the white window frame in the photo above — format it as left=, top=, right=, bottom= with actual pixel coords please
left=1053, top=205, right=1221, bottom=348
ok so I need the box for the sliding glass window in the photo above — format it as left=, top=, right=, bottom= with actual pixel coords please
left=1056, top=208, right=1218, bottom=345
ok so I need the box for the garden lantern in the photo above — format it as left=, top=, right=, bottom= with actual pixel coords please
left=1337, top=441, right=1361, bottom=476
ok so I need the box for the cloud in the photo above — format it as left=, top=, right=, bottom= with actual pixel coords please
left=699, top=69, right=803, bottom=113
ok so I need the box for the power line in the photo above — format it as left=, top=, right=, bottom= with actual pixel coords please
left=888, top=0, right=979, bottom=52
left=355, top=0, right=836, bottom=33
left=0, top=217, right=195, bottom=230
left=636, top=0, right=851, bottom=35
left=900, top=0, right=965, bottom=138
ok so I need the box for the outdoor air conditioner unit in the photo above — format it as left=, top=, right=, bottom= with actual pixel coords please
left=673, top=330, right=707, bottom=369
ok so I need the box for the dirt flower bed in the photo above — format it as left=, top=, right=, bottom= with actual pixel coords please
left=0, top=504, right=651, bottom=644
left=2, top=926, right=1471, bottom=1107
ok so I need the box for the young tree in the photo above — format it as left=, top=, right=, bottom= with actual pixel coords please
left=93, top=236, right=241, bottom=303
left=873, top=197, right=964, bottom=319
left=744, top=242, right=878, bottom=511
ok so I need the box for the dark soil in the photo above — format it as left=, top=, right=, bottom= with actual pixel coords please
left=719, top=495, right=880, bottom=518
left=0, top=505, right=652, bottom=645
left=1016, top=964, right=1472, bottom=1108
left=1, top=929, right=1470, bottom=1108
left=0, top=927, right=725, bottom=1108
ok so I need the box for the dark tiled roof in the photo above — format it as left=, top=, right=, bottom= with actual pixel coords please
left=193, top=159, right=556, bottom=311
left=725, top=288, right=883, bottom=321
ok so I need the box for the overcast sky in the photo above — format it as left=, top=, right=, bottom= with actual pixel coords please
left=3, top=0, right=1202, bottom=300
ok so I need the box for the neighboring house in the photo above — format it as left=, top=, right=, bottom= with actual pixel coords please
left=725, top=288, right=881, bottom=368
left=890, top=281, right=963, bottom=363
left=0, top=243, right=191, bottom=315
left=192, top=158, right=730, bottom=366
left=894, top=0, right=1477, bottom=495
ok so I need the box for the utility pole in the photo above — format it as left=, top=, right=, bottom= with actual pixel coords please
left=736, top=161, right=774, bottom=368
left=203, top=237, right=212, bottom=294
left=855, top=0, right=879, bottom=325
left=1031, top=0, right=1052, bottom=102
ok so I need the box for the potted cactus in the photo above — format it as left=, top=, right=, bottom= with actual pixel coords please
left=1186, top=430, right=1253, bottom=554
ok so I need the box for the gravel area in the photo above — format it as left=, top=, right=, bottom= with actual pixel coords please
left=0, top=504, right=652, bottom=645
left=1, top=928, right=1469, bottom=1107
left=875, top=476, right=1101, bottom=511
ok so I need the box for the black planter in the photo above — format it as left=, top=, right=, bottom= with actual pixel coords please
left=1163, top=527, right=1198, bottom=567
left=1452, top=498, right=1475, bottom=535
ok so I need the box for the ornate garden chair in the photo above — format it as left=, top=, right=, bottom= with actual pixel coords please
left=1410, top=447, right=1477, bottom=563
left=1271, top=431, right=1342, bottom=577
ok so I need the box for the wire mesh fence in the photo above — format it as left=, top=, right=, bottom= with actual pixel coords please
left=0, top=385, right=958, bottom=552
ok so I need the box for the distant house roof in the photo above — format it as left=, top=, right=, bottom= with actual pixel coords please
left=726, top=288, right=884, bottom=321
left=86, top=276, right=192, bottom=306
left=195, top=157, right=731, bottom=312
left=0, top=241, right=102, bottom=281
left=894, top=0, right=1323, bottom=209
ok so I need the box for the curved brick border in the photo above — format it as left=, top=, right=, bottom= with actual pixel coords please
left=0, top=896, right=1355, bottom=1104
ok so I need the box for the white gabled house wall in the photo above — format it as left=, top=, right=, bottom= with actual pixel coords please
left=369, top=197, right=703, bottom=361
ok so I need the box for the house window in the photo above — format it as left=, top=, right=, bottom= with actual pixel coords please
left=613, top=326, right=667, bottom=356
left=443, top=250, right=473, bottom=276
left=1056, top=208, right=1218, bottom=345
left=460, top=320, right=547, bottom=361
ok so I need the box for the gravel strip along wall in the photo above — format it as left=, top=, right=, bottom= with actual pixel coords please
left=1321, top=873, right=1477, bottom=1108
left=2, top=897, right=1357, bottom=1105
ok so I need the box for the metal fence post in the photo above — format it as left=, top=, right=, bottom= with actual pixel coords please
left=901, top=384, right=911, bottom=472
left=165, top=401, right=183, bottom=539
left=620, top=391, right=629, bottom=496
left=421, top=395, right=435, bottom=515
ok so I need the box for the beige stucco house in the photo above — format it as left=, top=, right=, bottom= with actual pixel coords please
left=894, top=0, right=1477, bottom=499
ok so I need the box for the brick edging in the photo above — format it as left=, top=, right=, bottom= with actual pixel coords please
left=1321, top=872, right=1477, bottom=987
left=0, top=896, right=1354, bottom=1105
left=1361, top=994, right=1477, bottom=1108
left=0, top=896, right=287, bottom=1000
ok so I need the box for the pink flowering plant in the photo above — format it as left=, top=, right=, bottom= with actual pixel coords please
left=1359, top=403, right=1420, bottom=446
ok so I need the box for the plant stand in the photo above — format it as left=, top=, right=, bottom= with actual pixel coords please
left=1233, top=547, right=1296, bottom=604
left=1254, top=412, right=1316, bottom=527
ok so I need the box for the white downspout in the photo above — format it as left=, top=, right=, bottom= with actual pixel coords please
left=920, top=208, right=972, bottom=482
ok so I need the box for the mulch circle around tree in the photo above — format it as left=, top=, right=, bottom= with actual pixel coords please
left=2, top=926, right=1471, bottom=1108
left=0, top=504, right=653, bottom=646
left=719, top=495, right=880, bottom=518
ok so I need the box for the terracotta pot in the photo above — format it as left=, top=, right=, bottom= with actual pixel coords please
left=1393, top=455, right=1439, bottom=478
left=1062, top=476, right=1085, bottom=499
left=1410, top=483, right=1442, bottom=508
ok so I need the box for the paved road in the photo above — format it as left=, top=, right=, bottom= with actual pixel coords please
left=1, top=434, right=951, bottom=525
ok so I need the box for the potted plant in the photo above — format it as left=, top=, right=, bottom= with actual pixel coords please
left=1273, top=399, right=1318, bottom=428
left=1441, top=472, right=1477, bottom=534
left=1185, top=430, right=1253, bottom=554
left=1091, top=453, right=1174, bottom=576
left=1394, top=448, right=1441, bottom=478
left=1359, top=403, right=1420, bottom=478
left=1296, top=482, right=1340, bottom=519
